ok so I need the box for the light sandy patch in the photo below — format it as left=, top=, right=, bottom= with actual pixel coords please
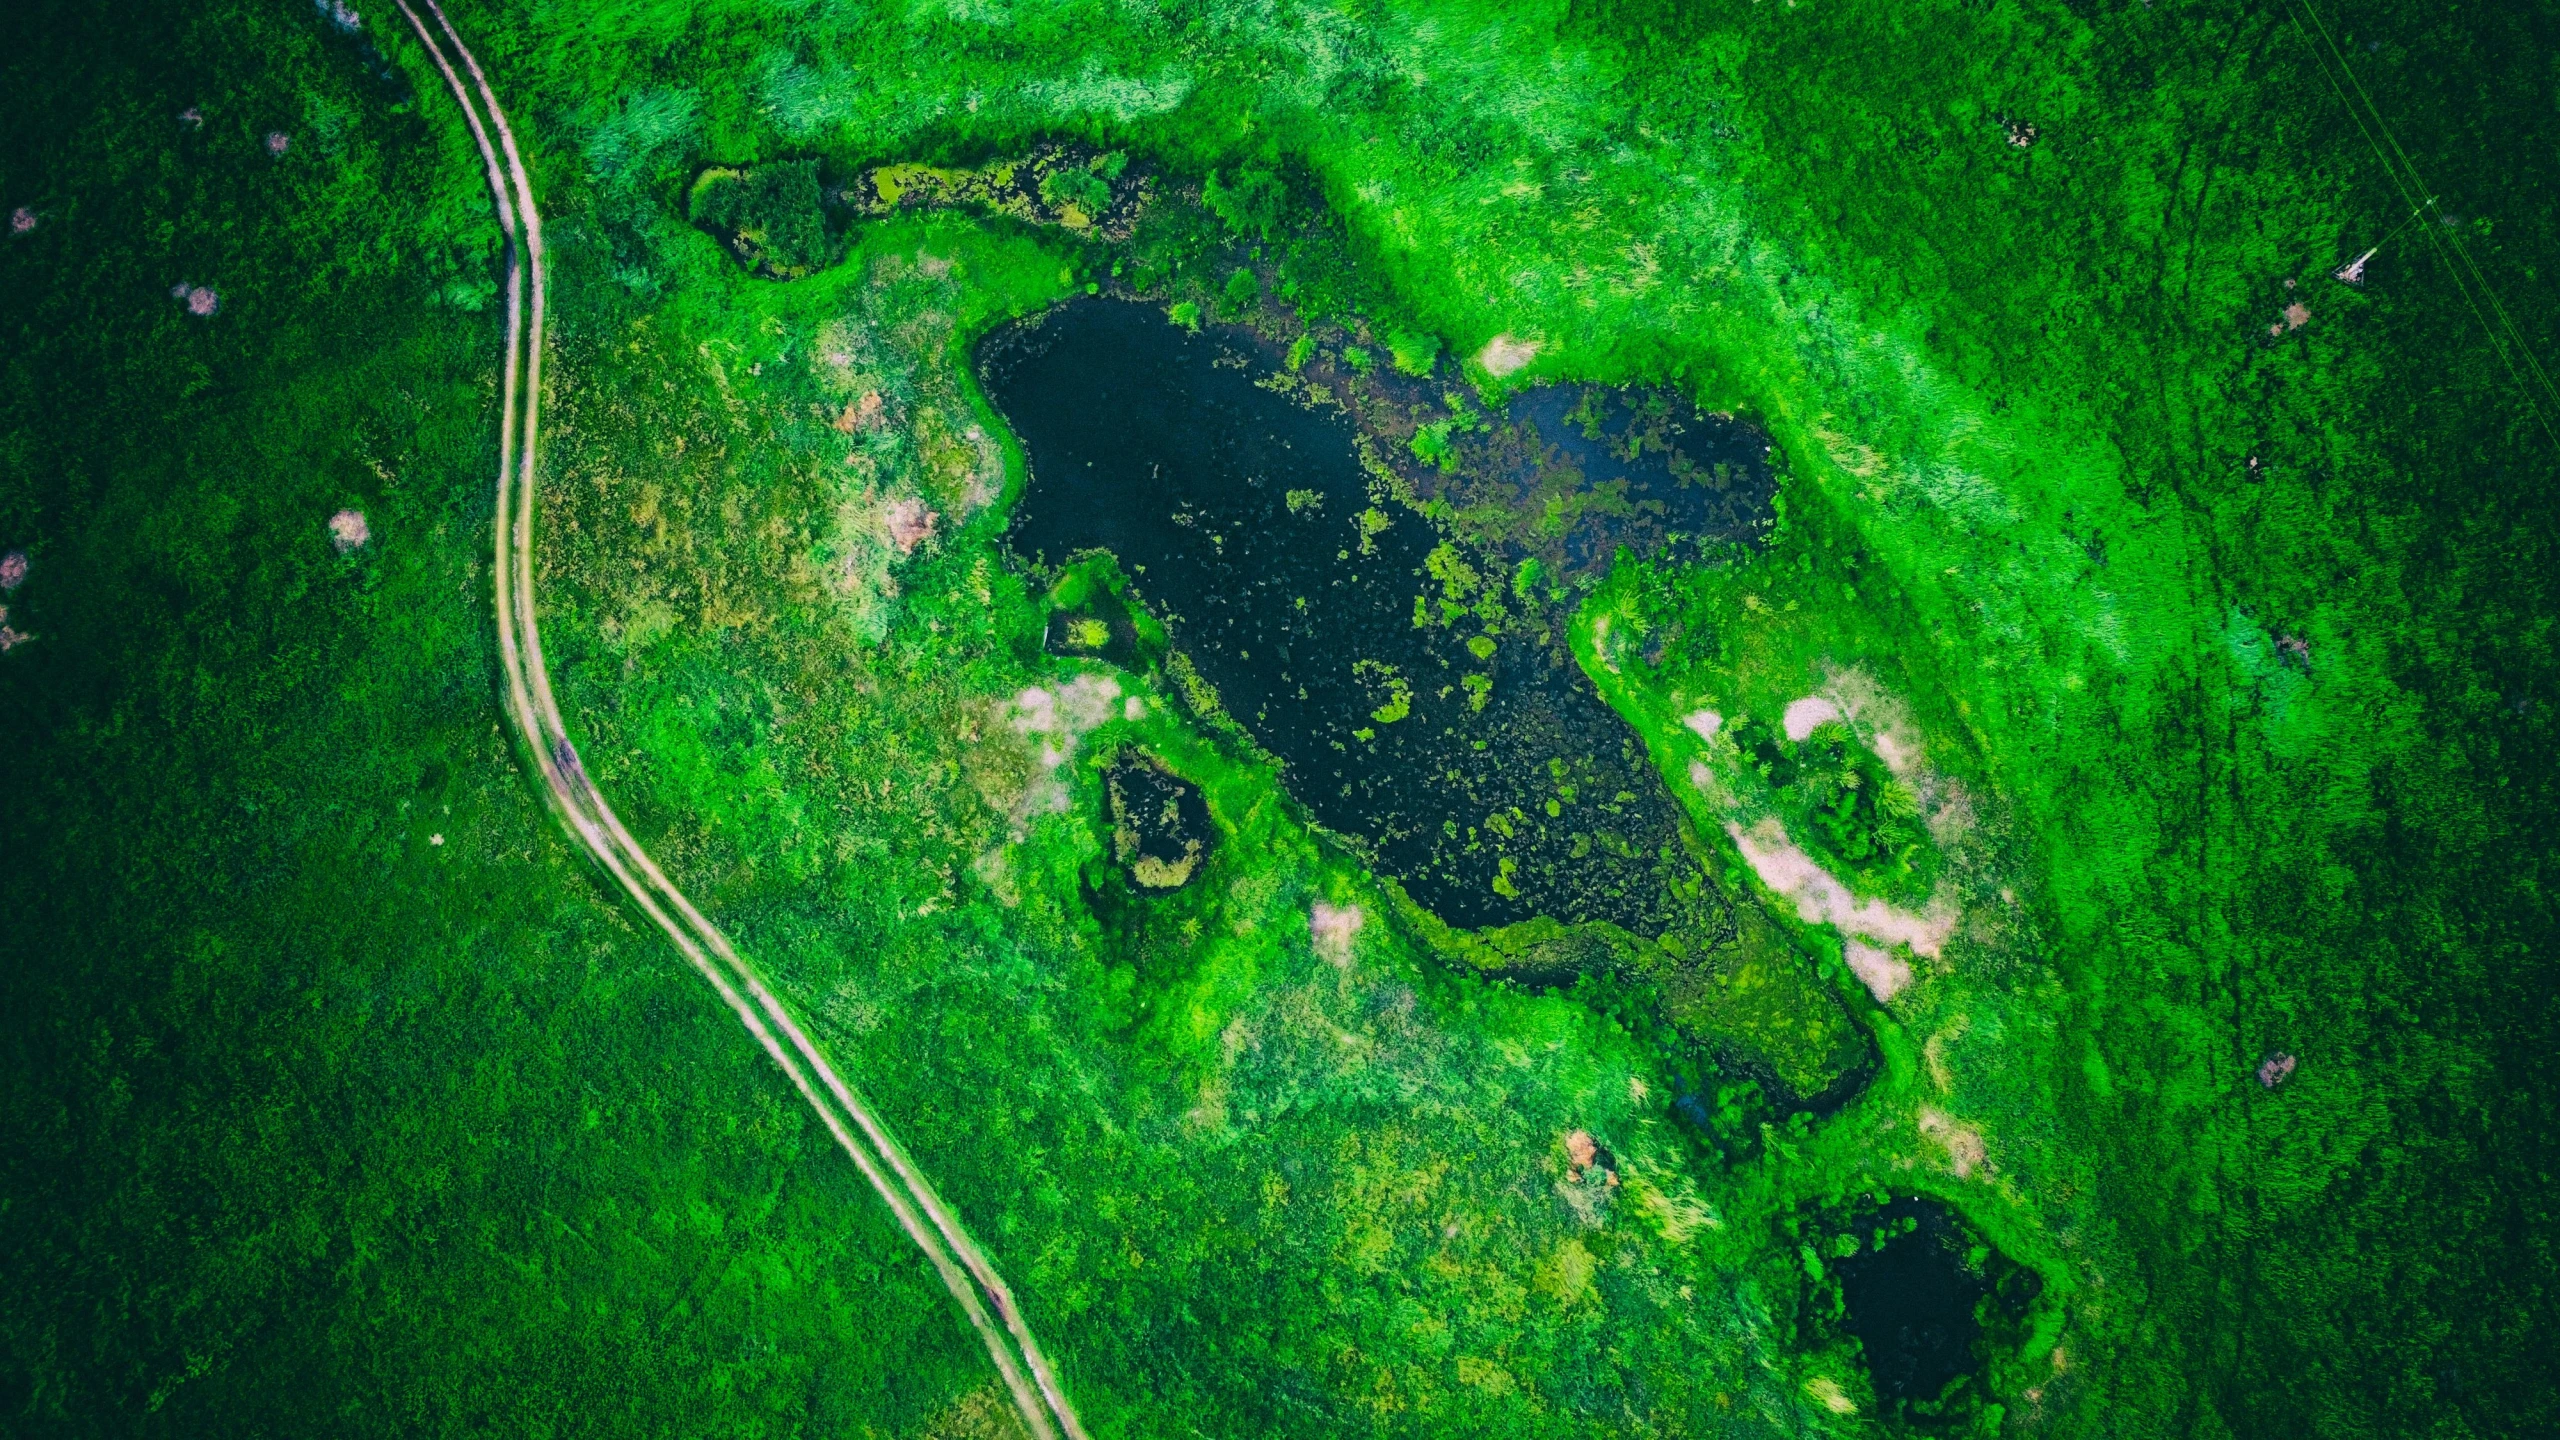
left=1815, top=664, right=1925, bottom=778
left=834, top=389, right=885, bottom=433
left=1682, top=707, right=1723, bottom=742
left=1475, top=332, right=1540, bottom=377
left=1122, top=695, right=1145, bottom=722
left=1923, top=1017, right=1968, bottom=1092
left=1727, top=817, right=1957, bottom=956
left=1782, top=695, right=1842, bottom=741
left=916, top=250, right=954, bottom=278
left=972, top=843, right=1022, bottom=907
left=1925, top=781, right=1976, bottom=846
left=1687, top=758, right=1738, bottom=811
left=1868, top=727, right=1918, bottom=777
left=1626, top=1169, right=1718, bottom=1242
left=1310, top=900, right=1363, bottom=967
left=1917, top=1105, right=1987, bottom=1179
left=1011, top=674, right=1121, bottom=740
left=1844, top=940, right=1913, bottom=1003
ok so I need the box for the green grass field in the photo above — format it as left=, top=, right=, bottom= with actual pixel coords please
left=3, top=0, right=2552, bottom=1434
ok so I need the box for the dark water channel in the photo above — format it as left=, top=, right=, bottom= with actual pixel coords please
left=981, top=299, right=1728, bottom=937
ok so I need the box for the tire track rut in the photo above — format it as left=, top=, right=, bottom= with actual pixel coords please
left=392, top=8, right=1087, bottom=1434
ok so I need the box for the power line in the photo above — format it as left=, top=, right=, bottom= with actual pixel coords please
left=2279, top=0, right=2560, bottom=446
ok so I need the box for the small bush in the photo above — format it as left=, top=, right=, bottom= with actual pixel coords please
left=1219, top=267, right=1260, bottom=317
left=1386, top=328, right=1441, bottom=376
left=688, top=159, right=833, bottom=278
left=1038, top=166, right=1110, bottom=216
left=1203, top=166, right=1286, bottom=239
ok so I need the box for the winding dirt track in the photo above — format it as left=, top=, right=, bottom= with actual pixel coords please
left=391, top=7, right=1088, bottom=1435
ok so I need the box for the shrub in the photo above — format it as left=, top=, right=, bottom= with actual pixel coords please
left=688, top=159, right=833, bottom=278
left=1203, top=165, right=1286, bottom=239
left=1038, top=166, right=1110, bottom=216
left=1386, top=328, right=1441, bottom=376
left=1219, top=267, right=1259, bottom=316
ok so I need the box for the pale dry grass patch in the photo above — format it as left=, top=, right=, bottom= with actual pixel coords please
left=1475, top=332, right=1540, bottom=376
left=1310, top=900, right=1364, bottom=967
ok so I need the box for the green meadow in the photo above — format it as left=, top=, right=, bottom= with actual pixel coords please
left=2, top=0, right=2551, bottom=1435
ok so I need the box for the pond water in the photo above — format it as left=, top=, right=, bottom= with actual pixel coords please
left=1105, top=750, right=1214, bottom=892
left=1829, top=1196, right=2040, bottom=1418
left=981, top=298, right=1724, bottom=937
left=1400, top=381, right=1780, bottom=581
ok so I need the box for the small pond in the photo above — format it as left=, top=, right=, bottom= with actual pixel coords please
left=1105, top=750, right=1215, bottom=892
left=981, top=298, right=1731, bottom=937
left=1827, top=1196, right=2041, bottom=1421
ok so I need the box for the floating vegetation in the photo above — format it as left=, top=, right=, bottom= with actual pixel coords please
left=1104, top=750, right=1214, bottom=892
left=984, top=296, right=1871, bottom=1102
left=987, top=296, right=1720, bottom=939
left=692, top=147, right=1147, bottom=280
left=1260, top=325, right=1780, bottom=585
left=1397, top=382, right=1779, bottom=582
left=1796, top=1195, right=2042, bottom=1428
left=840, top=144, right=1145, bottom=238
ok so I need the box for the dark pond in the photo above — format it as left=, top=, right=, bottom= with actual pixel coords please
left=1105, top=751, right=1214, bottom=892
left=981, top=298, right=1728, bottom=937
left=1830, top=1197, right=2040, bottom=1419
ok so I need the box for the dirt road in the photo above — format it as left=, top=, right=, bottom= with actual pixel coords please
left=391, top=7, right=1088, bottom=1435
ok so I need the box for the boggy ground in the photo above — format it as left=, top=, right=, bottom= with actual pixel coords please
left=1297, top=345, right=1783, bottom=588
left=1796, top=1194, right=2042, bottom=1426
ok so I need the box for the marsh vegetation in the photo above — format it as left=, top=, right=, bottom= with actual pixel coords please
left=5, top=0, right=2554, bottom=1434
